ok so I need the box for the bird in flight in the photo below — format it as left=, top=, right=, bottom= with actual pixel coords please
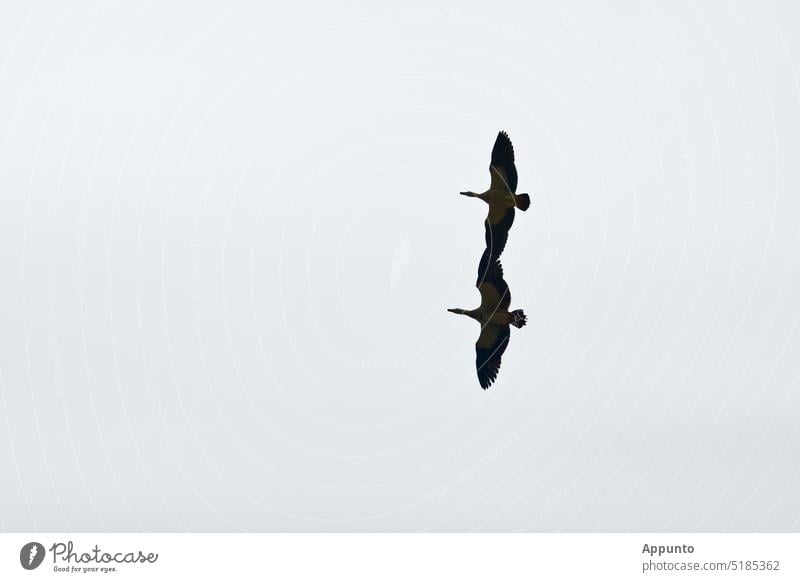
left=460, top=131, right=531, bottom=259
left=448, top=251, right=527, bottom=389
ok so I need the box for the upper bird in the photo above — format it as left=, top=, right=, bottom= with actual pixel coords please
left=460, top=131, right=531, bottom=259
left=448, top=251, right=527, bottom=389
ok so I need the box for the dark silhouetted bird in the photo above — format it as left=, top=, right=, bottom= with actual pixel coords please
left=460, top=131, right=531, bottom=259
left=448, top=252, right=527, bottom=389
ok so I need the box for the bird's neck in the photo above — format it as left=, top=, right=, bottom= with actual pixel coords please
left=450, top=308, right=482, bottom=322
left=464, top=309, right=482, bottom=322
left=464, top=190, right=491, bottom=202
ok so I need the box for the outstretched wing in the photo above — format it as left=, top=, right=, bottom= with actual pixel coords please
left=484, top=206, right=514, bottom=259
left=475, top=323, right=510, bottom=389
left=476, top=252, right=511, bottom=310
left=489, top=131, right=518, bottom=193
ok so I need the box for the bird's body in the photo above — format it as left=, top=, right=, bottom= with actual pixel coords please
left=460, top=131, right=530, bottom=259
left=448, top=252, right=527, bottom=389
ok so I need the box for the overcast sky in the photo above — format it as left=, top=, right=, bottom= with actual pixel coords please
left=1, top=0, right=799, bottom=532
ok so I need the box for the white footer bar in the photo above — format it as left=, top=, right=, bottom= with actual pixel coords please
left=2, top=533, right=797, bottom=581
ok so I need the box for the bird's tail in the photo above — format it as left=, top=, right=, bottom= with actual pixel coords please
left=514, top=193, right=531, bottom=211
left=510, top=309, right=527, bottom=328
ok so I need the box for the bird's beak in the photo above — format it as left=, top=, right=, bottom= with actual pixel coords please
left=459, top=191, right=470, bottom=196
left=447, top=308, right=459, bottom=314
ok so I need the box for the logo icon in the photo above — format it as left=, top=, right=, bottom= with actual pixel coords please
left=20, top=542, right=46, bottom=570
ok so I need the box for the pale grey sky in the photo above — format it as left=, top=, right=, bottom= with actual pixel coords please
left=1, top=0, right=799, bottom=531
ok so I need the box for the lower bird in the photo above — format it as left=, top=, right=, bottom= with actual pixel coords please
left=460, top=130, right=531, bottom=259
left=448, top=252, right=527, bottom=389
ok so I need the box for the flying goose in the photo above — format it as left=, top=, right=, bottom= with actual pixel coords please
left=460, top=131, right=531, bottom=259
left=448, top=251, right=527, bottom=389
